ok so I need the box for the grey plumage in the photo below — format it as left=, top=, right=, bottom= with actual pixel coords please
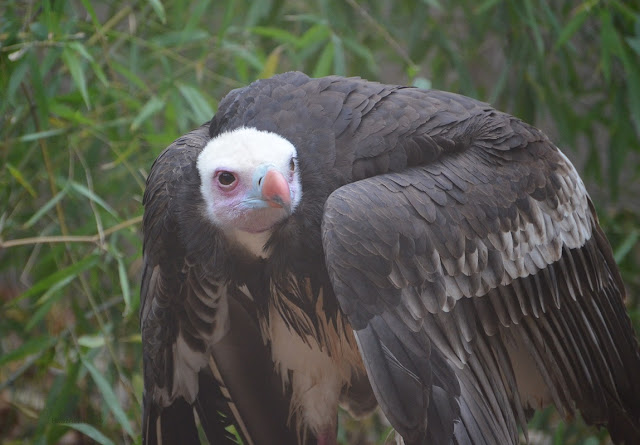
left=141, top=72, right=640, bottom=445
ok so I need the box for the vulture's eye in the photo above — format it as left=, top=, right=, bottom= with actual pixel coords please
left=289, top=158, right=296, bottom=172
left=217, top=171, right=236, bottom=186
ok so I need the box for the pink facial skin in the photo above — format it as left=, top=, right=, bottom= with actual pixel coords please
left=208, top=167, right=293, bottom=234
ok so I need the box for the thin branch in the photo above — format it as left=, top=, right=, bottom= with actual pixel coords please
left=86, top=5, right=133, bottom=46
left=1, top=33, right=85, bottom=52
left=344, top=0, right=416, bottom=69
left=74, top=147, right=106, bottom=245
left=0, top=215, right=143, bottom=249
left=102, top=215, right=143, bottom=237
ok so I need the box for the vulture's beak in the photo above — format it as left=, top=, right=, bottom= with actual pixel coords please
left=261, top=169, right=291, bottom=212
left=244, top=166, right=292, bottom=214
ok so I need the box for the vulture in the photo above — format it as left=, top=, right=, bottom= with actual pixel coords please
left=140, top=72, right=640, bottom=445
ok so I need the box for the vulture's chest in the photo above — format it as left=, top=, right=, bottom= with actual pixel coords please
left=266, top=275, right=361, bottom=369
left=246, top=273, right=365, bottom=435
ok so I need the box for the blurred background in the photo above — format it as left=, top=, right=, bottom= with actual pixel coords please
left=1, top=1, right=639, bottom=443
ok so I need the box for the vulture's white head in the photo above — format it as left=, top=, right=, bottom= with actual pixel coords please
left=197, top=127, right=302, bottom=256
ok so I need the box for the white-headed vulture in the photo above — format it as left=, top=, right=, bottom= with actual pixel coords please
left=140, top=72, right=640, bottom=445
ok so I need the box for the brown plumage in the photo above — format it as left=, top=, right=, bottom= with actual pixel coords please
left=141, top=72, right=640, bottom=444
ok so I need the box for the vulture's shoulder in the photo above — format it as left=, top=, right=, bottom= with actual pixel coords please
left=334, top=84, right=560, bottom=184
left=142, top=123, right=208, bottom=222
left=211, top=72, right=558, bottom=188
left=140, top=123, right=209, bottom=324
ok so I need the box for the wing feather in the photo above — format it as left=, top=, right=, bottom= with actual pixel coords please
left=321, top=94, right=640, bottom=444
left=141, top=125, right=235, bottom=444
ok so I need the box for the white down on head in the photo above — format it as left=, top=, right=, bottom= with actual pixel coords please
left=197, top=127, right=303, bottom=257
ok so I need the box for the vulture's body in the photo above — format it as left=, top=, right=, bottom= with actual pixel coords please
left=140, top=72, right=640, bottom=445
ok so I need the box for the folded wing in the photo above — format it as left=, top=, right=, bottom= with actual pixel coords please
left=322, top=103, right=640, bottom=444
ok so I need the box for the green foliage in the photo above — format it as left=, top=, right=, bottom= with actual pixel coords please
left=1, top=0, right=638, bottom=443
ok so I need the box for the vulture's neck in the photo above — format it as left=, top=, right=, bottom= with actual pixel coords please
left=227, top=228, right=273, bottom=259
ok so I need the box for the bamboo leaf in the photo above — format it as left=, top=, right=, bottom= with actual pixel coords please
left=251, top=27, right=299, bottom=46
left=620, top=47, right=640, bottom=136
left=474, top=0, right=500, bottom=15
left=68, top=41, right=94, bottom=63
left=116, top=255, right=131, bottom=316
left=258, top=46, right=283, bottom=79
left=62, top=46, right=90, bottom=109
left=421, top=0, right=442, bottom=10
left=50, top=102, right=94, bottom=125
left=223, top=41, right=264, bottom=70
left=297, top=24, right=330, bottom=49
left=68, top=41, right=108, bottom=86
left=151, top=29, right=210, bottom=47
left=343, top=37, right=377, bottom=72
left=26, top=279, right=70, bottom=331
left=185, top=0, right=211, bottom=31
left=614, top=229, right=639, bottom=263
left=312, top=41, right=334, bottom=78
left=23, top=186, right=69, bottom=229
left=67, top=180, right=119, bottom=217
left=332, top=35, right=346, bottom=76
left=176, top=83, right=215, bottom=123
left=555, top=8, right=589, bottom=48
left=7, top=58, right=30, bottom=104
left=611, top=0, right=638, bottom=22
left=244, top=0, right=272, bottom=27
left=148, top=0, right=166, bottom=23
left=600, top=9, right=624, bottom=83
left=110, top=60, right=149, bottom=92
left=219, top=0, right=237, bottom=39
left=7, top=163, right=37, bottom=198
left=78, top=0, right=100, bottom=27
left=106, top=139, right=140, bottom=168
left=0, top=336, right=56, bottom=367
left=61, top=423, right=115, bottom=445
left=523, top=0, right=543, bottom=54
left=78, top=334, right=106, bottom=348
left=628, top=36, right=640, bottom=56
left=18, top=128, right=66, bottom=142
left=81, top=357, right=135, bottom=438
left=34, top=274, right=75, bottom=306
left=413, top=77, right=432, bottom=90
left=10, top=254, right=100, bottom=306
left=33, top=364, right=82, bottom=437
left=26, top=50, right=49, bottom=120
left=125, top=333, right=142, bottom=344
left=131, top=96, right=165, bottom=131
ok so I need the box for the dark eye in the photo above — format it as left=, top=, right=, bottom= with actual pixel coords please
left=217, top=171, right=236, bottom=186
left=289, top=158, right=296, bottom=172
